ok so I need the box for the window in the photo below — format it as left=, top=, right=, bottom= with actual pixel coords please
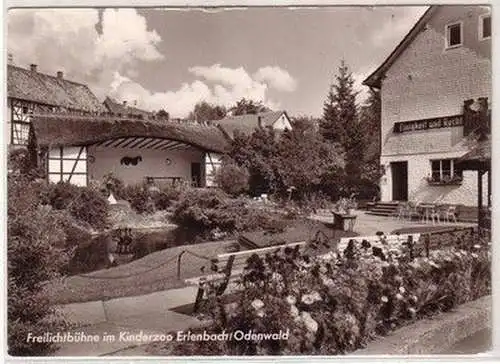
left=12, top=122, right=30, bottom=145
left=430, top=159, right=463, bottom=184
left=479, top=14, right=491, bottom=40
left=446, top=22, right=463, bottom=48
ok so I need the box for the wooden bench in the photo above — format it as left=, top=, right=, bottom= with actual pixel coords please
left=184, top=240, right=307, bottom=312
left=145, top=176, right=184, bottom=186
left=337, top=233, right=421, bottom=256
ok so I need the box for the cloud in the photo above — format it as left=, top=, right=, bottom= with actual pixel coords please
left=369, top=7, right=428, bottom=47
left=110, top=64, right=293, bottom=118
left=8, top=8, right=163, bottom=100
left=254, top=66, right=297, bottom=92
left=8, top=9, right=295, bottom=118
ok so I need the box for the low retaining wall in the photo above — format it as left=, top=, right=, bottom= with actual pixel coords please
left=353, top=295, right=492, bottom=355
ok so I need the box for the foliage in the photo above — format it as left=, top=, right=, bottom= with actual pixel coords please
left=171, top=189, right=288, bottom=241
left=102, top=172, right=126, bottom=197
left=8, top=147, right=45, bottom=179
left=46, top=182, right=109, bottom=230
left=152, top=184, right=184, bottom=210
left=156, top=109, right=170, bottom=121
left=358, top=88, right=382, bottom=198
left=168, top=234, right=490, bottom=355
left=120, top=183, right=156, bottom=214
left=227, top=122, right=344, bottom=200
left=230, top=98, right=271, bottom=116
left=333, top=195, right=358, bottom=213
left=8, top=175, right=69, bottom=355
left=214, top=162, right=250, bottom=197
left=189, top=101, right=227, bottom=122
left=320, top=60, right=367, bottom=194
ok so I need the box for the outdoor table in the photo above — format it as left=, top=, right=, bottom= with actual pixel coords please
left=331, top=211, right=357, bottom=232
left=419, top=204, right=436, bottom=223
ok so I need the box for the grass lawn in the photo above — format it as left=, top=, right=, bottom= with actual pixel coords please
left=44, top=239, right=237, bottom=305
left=45, top=218, right=356, bottom=305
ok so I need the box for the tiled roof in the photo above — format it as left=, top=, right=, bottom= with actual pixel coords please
left=7, top=65, right=104, bottom=112
left=215, top=111, right=286, bottom=138
left=29, top=114, right=229, bottom=153
left=103, top=96, right=152, bottom=119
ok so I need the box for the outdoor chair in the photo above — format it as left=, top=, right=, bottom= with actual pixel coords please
left=407, top=201, right=421, bottom=221
left=442, top=205, right=458, bottom=223
left=392, top=202, right=408, bottom=220
left=429, top=205, right=441, bottom=224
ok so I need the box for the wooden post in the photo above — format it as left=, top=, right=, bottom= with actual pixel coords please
left=177, top=251, right=186, bottom=280
left=425, top=234, right=430, bottom=258
left=478, top=170, right=484, bottom=227
left=488, top=170, right=491, bottom=207
left=407, top=235, right=414, bottom=260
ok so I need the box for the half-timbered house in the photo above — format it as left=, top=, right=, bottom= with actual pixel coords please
left=7, top=64, right=104, bottom=146
left=28, top=114, right=229, bottom=187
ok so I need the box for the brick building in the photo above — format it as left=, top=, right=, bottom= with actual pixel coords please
left=363, top=5, right=491, bottom=206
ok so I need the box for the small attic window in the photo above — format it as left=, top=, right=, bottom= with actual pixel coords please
left=446, top=22, right=462, bottom=48
left=479, top=14, right=491, bottom=40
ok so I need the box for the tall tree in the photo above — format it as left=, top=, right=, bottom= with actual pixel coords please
left=358, top=87, right=383, bottom=197
left=230, top=98, right=271, bottom=116
left=189, top=101, right=227, bottom=122
left=320, top=60, right=364, bottom=188
left=156, top=109, right=170, bottom=121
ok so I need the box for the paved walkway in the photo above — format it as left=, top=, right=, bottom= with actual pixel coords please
left=310, top=209, right=475, bottom=236
left=54, top=286, right=206, bottom=356
left=53, top=210, right=476, bottom=356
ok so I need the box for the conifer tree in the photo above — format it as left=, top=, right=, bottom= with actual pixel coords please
left=320, top=60, right=363, bottom=187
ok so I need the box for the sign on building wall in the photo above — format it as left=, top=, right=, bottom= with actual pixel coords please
left=393, top=115, right=463, bottom=133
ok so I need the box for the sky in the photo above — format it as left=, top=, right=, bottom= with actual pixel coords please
left=7, top=6, right=428, bottom=118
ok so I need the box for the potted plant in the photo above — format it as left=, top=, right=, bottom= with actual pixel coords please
left=334, top=195, right=358, bottom=215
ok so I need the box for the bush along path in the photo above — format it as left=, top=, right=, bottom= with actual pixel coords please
left=147, top=234, right=491, bottom=356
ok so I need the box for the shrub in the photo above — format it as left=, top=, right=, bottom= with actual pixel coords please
left=214, top=163, right=250, bottom=197
left=8, top=175, right=69, bottom=355
left=163, top=238, right=491, bottom=355
left=120, top=183, right=156, bottom=214
left=172, top=189, right=288, bottom=241
left=47, top=182, right=109, bottom=230
left=152, top=185, right=183, bottom=211
left=101, top=172, right=126, bottom=198
left=8, top=147, right=44, bottom=178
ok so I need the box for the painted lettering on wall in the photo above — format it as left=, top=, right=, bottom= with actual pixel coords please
left=394, top=115, right=463, bottom=133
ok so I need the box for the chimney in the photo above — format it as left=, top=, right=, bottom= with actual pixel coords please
left=30, top=64, right=37, bottom=72
left=8, top=53, right=13, bottom=65
left=56, top=71, right=63, bottom=79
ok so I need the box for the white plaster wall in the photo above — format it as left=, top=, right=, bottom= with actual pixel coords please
left=272, top=113, right=292, bottom=130
left=381, top=6, right=491, bottom=153
left=378, top=6, right=491, bottom=206
left=87, top=145, right=204, bottom=185
left=381, top=153, right=489, bottom=206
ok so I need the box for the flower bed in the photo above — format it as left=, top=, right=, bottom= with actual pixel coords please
left=150, top=233, right=491, bottom=356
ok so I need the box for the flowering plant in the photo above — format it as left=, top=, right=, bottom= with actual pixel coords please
left=164, top=231, right=490, bottom=356
left=333, top=194, right=358, bottom=214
